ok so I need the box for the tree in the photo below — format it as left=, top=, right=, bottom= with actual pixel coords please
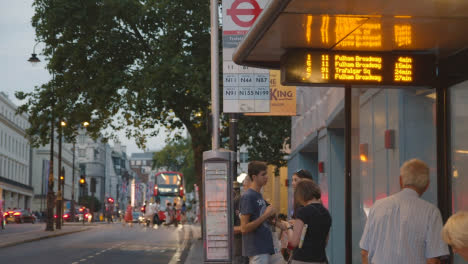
left=18, top=0, right=290, bottom=223
left=237, top=116, right=291, bottom=174
left=152, top=138, right=195, bottom=192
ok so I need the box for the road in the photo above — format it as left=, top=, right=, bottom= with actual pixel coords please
left=0, top=223, right=193, bottom=264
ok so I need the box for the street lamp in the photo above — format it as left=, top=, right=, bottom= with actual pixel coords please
left=28, top=42, right=41, bottom=66
left=56, top=120, right=67, bottom=229
left=28, top=42, right=55, bottom=231
left=71, top=121, right=89, bottom=222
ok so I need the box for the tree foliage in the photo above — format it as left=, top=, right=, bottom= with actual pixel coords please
left=237, top=116, right=291, bottom=174
left=152, top=138, right=195, bottom=192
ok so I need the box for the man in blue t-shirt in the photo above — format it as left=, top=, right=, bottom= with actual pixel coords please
left=240, top=161, right=277, bottom=264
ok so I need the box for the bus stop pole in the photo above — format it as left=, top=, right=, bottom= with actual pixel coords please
left=211, top=0, right=220, bottom=151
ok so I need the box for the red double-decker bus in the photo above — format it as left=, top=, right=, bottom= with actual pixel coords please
left=153, top=171, right=184, bottom=225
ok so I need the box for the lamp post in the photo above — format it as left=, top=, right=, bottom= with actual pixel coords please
left=71, top=121, right=89, bottom=221
left=56, top=120, right=66, bottom=229
left=28, top=43, right=55, bottom=231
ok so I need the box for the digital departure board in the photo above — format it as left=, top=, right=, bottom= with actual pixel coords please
left=281, top=50, right=436, bottom=86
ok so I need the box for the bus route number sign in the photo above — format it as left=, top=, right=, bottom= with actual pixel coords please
left=280, top=50, right=436, bottom=86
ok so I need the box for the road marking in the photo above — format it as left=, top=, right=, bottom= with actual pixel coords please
left=72, top=262, right=79, bottom=264
left=79, top=259, right=87, bottom=262
left=95, top=252, right=101, bottom=255
left=168, top=226, right=190, bottom=264
left=88, top=256, right=94, bottom=259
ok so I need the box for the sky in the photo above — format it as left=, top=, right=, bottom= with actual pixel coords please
left=0, top=0, right=180, bottom=155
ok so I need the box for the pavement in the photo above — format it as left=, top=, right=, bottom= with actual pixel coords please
left=0, top=221, right=197, bottom=264
left=184, top=224, right=203, bottom=264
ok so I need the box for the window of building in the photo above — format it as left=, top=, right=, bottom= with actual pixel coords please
left=136, top=160, right=141, bottom=166
left=78, top=149, right=86, bottom=157
left=78, top=135, right=86, bottom=144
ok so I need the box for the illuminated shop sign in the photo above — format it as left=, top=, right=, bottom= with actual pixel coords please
left=281, top=50, right=435, bottom=86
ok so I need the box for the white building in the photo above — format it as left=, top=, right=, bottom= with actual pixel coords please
left=0, top=92, right=32, bottom=210
left=76, top=131, right=108, bottom=207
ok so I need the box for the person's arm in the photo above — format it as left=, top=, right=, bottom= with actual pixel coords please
left=426, top=258, right=440, bottom=264
left=240, top=205, right=275, bottom=234
left=286, top=218, right=304, bottom=248
left=234, top=226, right=242, bottom=234
left=425, top=209, right=450, bottom=262
left=361, top=249, right=369, bottom=264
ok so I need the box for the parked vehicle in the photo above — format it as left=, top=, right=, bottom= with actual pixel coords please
left=6, top=209, right=36, bottom=224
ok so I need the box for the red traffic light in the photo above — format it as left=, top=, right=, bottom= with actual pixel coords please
left=107, top=197, right=114, bottom=204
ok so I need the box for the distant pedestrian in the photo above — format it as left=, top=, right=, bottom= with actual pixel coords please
left=181, top=202, right=187, bottom=224
left=240, top=161, right=278, bottom=264
left=360, top=159, right=449, bottom=264
left=124, top=201, right=133, bottom=227
left=285, top=179, right=331, bottom=264
left=442, top=211, right=468, bottom=261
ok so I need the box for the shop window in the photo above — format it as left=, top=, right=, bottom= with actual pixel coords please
left=351, top=88, right=437, bottom=263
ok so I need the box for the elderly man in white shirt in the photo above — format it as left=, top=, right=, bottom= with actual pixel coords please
left=360, top=159, right=449, bottom=264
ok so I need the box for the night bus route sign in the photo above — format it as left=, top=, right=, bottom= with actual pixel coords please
left=280, top=50, right=436, bottom=86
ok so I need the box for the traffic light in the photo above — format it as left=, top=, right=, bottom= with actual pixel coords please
left=107, top=197, right=114, bottom=204
left=79, top=175, right=86, bottom=186
left=60, top=167, right=65, bottom=183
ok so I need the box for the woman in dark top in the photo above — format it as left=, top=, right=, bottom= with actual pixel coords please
left=285, top=179, right=331, bottom=264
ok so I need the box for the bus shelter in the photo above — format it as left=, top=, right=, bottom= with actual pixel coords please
left=232, top=1, right=468, bottom=263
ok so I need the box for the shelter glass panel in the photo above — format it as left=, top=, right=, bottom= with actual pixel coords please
left=450, top=80, right=468, bottom=264
left=351, top=87, right=437, bottom=263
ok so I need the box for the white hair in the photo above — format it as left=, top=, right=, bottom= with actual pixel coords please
left=400, top=159, right=430, bottom=192
left=442, top=211, right=468, bottom=248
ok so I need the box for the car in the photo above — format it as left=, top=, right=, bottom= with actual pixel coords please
left=62, top=210, right=79, bottom=222
left=132, top=211, right=143, bottom=224
left=76, top=207, right=91, bottom=222
left=7, top=209, right=36, bottom=224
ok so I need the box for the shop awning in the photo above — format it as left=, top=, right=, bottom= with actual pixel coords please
left=233, top=0, right=468, bottom=69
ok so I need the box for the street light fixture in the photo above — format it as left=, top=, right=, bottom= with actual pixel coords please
left=28, top=42, right=41, bottom=66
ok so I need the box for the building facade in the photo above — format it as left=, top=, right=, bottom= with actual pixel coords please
left=31, top=142, right=80, bottom=213
left=129, top=152, right=155, bottom=183
left=0, top=92, right=32, bottom=211
left=76, top=132, right=108, bottom=208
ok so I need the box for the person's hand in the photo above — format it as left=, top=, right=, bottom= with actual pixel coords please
left=264, top=205, right=277, bottom=217
left=278, top=220, right=288, bottom=231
